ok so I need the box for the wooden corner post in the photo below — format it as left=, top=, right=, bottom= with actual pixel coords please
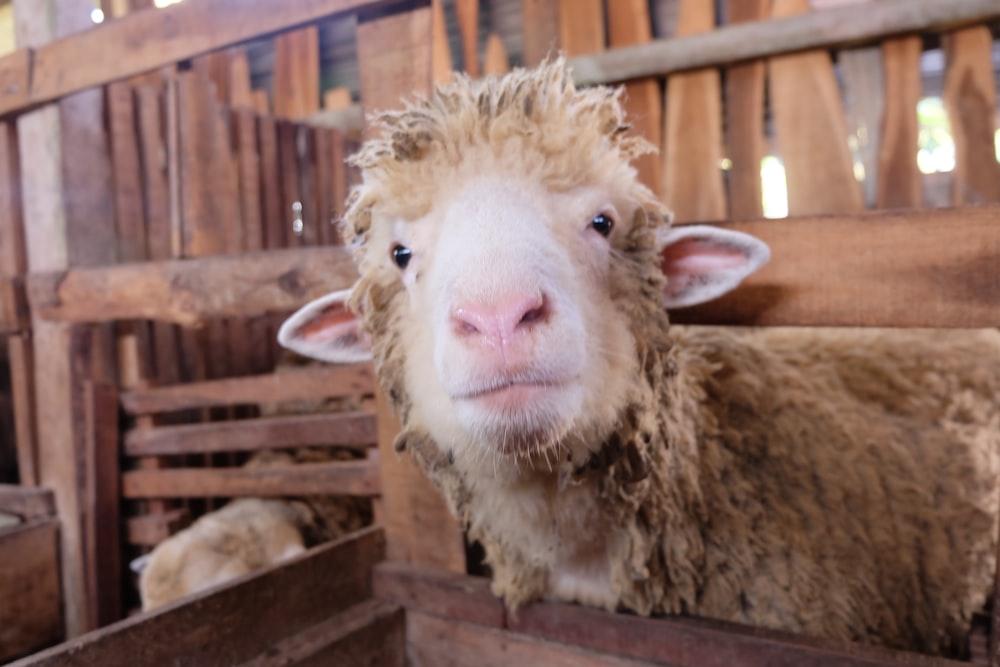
left=356, top=3, right=466, bottom=574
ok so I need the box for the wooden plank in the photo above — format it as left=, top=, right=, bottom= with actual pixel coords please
left=121, top=459, right=380, bottom=499
left=238, top=599, right=405, bottom=667
left=521, top=0, right=560, bottom=67
left=0, top=121, right=25, bottom=276
left=278, top=120, right=304, bottom=246
left=482, top=34, right=509, bottom=76
left=125, top=411, right=376, bottom=456
left=273, top=27, right=321, bottom=120
left=431, top=0, right=452, bottom=85
left=28, top=246, right=359, bottom=326
left=125, top=508, right=190, bottom=546
left=258, top=116, right=285, bottom=249
left=82, top=381, right=121, bottom=628
left=455, top=0, right=478, bottom=76
left=569, top=0, right=1000, bottom=87
left=10, top=527, right=386, bottom=667
left=313, top=128, right=334, bottom=245
left=323, top=87, right=353, bottom=110
left=0, top=484, right=55, bottom=520
left=670, top=207, right=1000, bottom=328
left=724, top=0, right=768, bottom=219
left=0, top=520, right=62, bottom=663
left=768, top=0, right=863, bottom=216
left=558, top=0, right=603, bottom=58
left=6, top=335, right=38, bottom=486
left=374, top=560, right=505, bottom=629
left=943, top=26, right=1000, bottom=206
left=663, top=0, right=726, bottom=222
left=607, top=0, right=661, bottom=196
left=0, top=275, right=27, bottom=334
left=0, top=0, right=411, bottom=118
left=228, top=49, right=253, bottom=109
left=877, top=36, right=923, bottom=209
left=329, top=128, right=348, bottom=244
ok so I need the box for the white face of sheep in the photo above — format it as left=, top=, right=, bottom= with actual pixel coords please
left=278, top=174, right=770, bottom=461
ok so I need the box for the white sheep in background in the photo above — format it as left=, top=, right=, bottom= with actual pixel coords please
left=279, top=59, right=1000, bottom=656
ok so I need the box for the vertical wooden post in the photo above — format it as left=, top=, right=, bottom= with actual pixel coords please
left=357, top=5, right=465, bottom=574
left=521, top=0, right=559, bottom=67
left=877, top=36, right=922, bottom=209
left=14, top=0, right=118, bottom=637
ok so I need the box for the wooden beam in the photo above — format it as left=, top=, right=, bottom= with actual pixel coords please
left=121, top=459, right=381, bottom=499
left=10, top=527, right=386, bottom=667
left=28, top=246, right=358, bottom=326
left=0, top=0, right=419, bottom=118
left=124, top=411, right=377, bottom=456
left=670, top=206, right=1000, bottom=329
left=0, top=484, right=55, bottom=520
left=0, top=520, right=63, bottom=663
left=568, top=0, right=1000, bottom=86
left=121, top=363, right=375, bottom=415
left=0, top=274, right=27, bottom=334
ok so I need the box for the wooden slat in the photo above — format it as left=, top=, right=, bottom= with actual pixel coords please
left=121, top=459, right=381, bottom=498
left=0, top=120, right=25, bottom=276
left=7, top=334, right=38, bottom=486
left=482, top=34, right=509, bottom=76
left=0, top=274, right=27, bottom=334
left=431, top=0, right=452, bottom=85
left=558, top=0, right=603, bottom=58
left=258, top=116, right=285, bottom=250
left=121, top=363, right=374, bottom=414
left=768, top=0, right=863, bottom=216
left=273, top=27, right=321, bottom=120
left=521, top=0, right=560, bottom=67
left=877, top=36, right=923, bottom=208
left=943, top=26, right=1000, bottom=206
left=670, top=207, right=1000, bottom=329
left=663, top=0, right=726, bottom=222
left=125, top=411, right=376, bottom=456
left=455, top=0, right=478, bottom=76
left=0, top=0, right=410, bottom=118
left=27, top=246, right=359, bottom=326
left=374, top=560, right=505, bottom=629
left=0, top=484, right=55, bottom=520
left=228, top=48, right=253, bottom=109
left=0, top=520, right=63, bottom=663
left=10, top=527, right=385, bottom=667
left=278, top=120, right=304, bottom=246
left=238, top=599, right=405, bottom=667
left=568, top=0, right=1000, bottom=87
left=125, top=508, right=190, bottom=546
left=724, top=0, right=768, bottom=219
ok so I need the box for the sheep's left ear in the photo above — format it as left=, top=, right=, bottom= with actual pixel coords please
left=277, top=288, right=373, bottom=363
left=657, top=225, right=770, bottom=308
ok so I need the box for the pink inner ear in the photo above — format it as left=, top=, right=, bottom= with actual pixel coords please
left=661, top=238, right=748, bottom=276
left=297, top=304, right=355, bottom=341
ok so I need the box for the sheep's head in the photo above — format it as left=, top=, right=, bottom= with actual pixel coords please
left=280, top=59, right=768, bottom=466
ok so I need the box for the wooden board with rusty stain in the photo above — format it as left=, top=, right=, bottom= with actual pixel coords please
left=0, top=519, right=63, bottom=663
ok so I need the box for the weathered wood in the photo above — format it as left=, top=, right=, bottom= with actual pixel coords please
left=558, top=0, right=603, bottom=58
left=663, top=0, right=726, bottom=222
left=121, top=459, right=381, bottom=498
left=0, top=0, right=414, bottom=118
left=28, top=246, right=359, bottom=326
left=273, top=27, right=321, bottom=120
left=82, top=381, right=121, bottom=628
left=125, top=411, right=376, bottom=456
left=724, top=0, right=769, bottom=219
left=482, top=34, right=510, bottom=76
left=228, top=48, right=253, bottom=109
left=877, top=36, right=923, bottom=209
left=238, top=599, right=405, bottom=667
left=0, top=275, right=27, bottom=334
left=0, top=484, right=55, bottom=520
left=431, top=0, right=452, bottom=84
left=0, top=121, right=25, bottom=276
left=122, top=362, right=374, bottom=415
left=278, top=120, right=305, bottom=246
left=943, top=26, right=1000, bottom=206
left=9, top=527, right=386, bottom=667
left=0, top=519, right=63, bottom=663
left=521, top=0, right=559, bottom=67
left=258, top=116, right=285, bottom=250
left=670, top=207, right=1000, bottom=329
left=125, top=508, right=190, bottom=546
left=455, top=0, right=478, bottom=76
left=374, top=560, right=504, bottom=629
left=6, top=335, right=38, bottom=486
left=607, top=0, right=661, bottom=197
left=768, top=0, right=863, bottom=216
left=568, top=0, right=1000, bottom=87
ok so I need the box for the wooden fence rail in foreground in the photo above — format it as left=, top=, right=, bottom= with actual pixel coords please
left=569, top=0, right=1000, bottom=86
left=27, top=207, right=1000, bottom=329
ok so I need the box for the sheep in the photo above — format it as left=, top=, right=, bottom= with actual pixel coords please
left=277, top=58, right=1000, bottom=656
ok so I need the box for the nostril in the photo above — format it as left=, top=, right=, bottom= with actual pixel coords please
left=518, top=299, right=547, bottom=327
left=452, top=308, right=482, bottom=336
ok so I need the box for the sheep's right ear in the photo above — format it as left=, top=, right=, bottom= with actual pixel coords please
left=277, top=288, right=373, bottom=363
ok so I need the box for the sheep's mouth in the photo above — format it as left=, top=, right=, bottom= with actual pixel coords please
left=453, top=374, right=577, bottom=412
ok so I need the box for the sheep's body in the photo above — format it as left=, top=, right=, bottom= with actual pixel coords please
left=279, top=59, right=1000, bottom=656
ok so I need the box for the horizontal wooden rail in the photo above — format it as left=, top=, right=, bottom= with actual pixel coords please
left=124, top=411, right=377, bottom=456
left=0, top=277, right=27, bottom=335
left=121, top=459, right=381, bottom=499
left=120, top=363, right=375, bottom=415
left=0, top=0, right=421, bottom=119
left=569, top=0, right=1000, bottom=86
left=671, top=206, right=1000, bottom=329
left=0, top=485, right=56, bottom=521
left=28, top=246, right=358, bottom=326
left=126, top=509, right=191, bottom=547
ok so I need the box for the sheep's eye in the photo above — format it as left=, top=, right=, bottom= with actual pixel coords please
left=391, top=244, right=412, bottom=269
left=590, top=213, right=614, bottom=237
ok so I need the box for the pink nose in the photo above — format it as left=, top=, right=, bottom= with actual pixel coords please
left=451, top=291, right=550, bottom=348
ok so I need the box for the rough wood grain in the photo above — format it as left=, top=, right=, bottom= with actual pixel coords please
left=9, top=527, right=385, bottom=667
left=724, top=0, right=769, bottom=219
left=670, top=207, right=1000, bottom=328
left=0, top=484, right=55, bottom=520
left=768, top=0, right=863, bottom=216
left=121, top=459, right=381, bottom=499
left=943, top=26, right=1000, bottom=206
left=521, top=0, right=560, bottom=67
left=663, top=0, right=726, bottom=222
left=28, top=246, right=359, bottom=326
left=877, top=36, right=923, bottom=209
left=568, top=0, right=1000, bottom=87
left=124, top=411, right=376, bottom=456
left=558, top=0, right=603, bottom=58
left=0, top=520, right=62, bottom=663
left=374, top=560, right=504, bottom=629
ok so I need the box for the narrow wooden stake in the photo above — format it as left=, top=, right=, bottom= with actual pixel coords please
left=876, top=36, right=922, bottom=208
left=454, top=0, right=479, bottom=76
left=521, top=0, right=560, bottom=67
